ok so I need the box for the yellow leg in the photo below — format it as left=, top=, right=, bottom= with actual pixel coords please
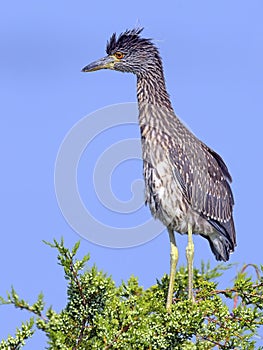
left=166, top=228, right=179, bottom=312
left=186, top=223, right=194, bottom=301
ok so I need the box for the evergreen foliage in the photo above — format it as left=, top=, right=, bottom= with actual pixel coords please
left=1, top=239, right=263, bottom=349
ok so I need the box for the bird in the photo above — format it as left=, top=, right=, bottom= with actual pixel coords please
left=82, top=28, right=236, bottom=311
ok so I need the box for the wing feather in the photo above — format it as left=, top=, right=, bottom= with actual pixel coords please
left=168, top=138, right=234, bottom=224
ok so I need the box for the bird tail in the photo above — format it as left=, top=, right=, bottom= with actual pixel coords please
left=201, top=218, right=236, bottom=262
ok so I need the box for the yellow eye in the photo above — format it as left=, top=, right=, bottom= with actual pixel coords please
left=115, top=51, right=124, bottom=59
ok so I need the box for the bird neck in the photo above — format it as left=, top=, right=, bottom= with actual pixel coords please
left=136, top=68, right=173, bottom=111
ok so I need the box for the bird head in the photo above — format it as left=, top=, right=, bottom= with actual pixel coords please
left=82, top=28, right=161, bottom=77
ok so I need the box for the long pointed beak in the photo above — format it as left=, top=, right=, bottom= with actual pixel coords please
left=81, top=56, right=116, bottom=72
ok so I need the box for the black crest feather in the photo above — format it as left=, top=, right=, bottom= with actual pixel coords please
left=106, top=27, right=145, bottom=55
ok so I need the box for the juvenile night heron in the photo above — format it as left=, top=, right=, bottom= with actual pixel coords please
left=82, top=28, right=236, bottom=310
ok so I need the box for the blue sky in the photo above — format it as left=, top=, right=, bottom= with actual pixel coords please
left=1, top=1, right=263, bottom=348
